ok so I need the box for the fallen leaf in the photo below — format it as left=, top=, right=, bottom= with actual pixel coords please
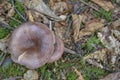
left=54, top=22, right=67, bottom=40
left=97, top=25, right=120, bottom=71
left=29, top=0, right=61, bottom=21
left=54, top=21, right=73, bottom=47
left=83, top=49, right=107, bottom=68
left=0, top=1, right=12, bottom=18
left=6, top=7, right=15, bottom=20
left=112, top=18, right=120, bottom=29
left=48, top=0, right=55, bottom=7
left=27, top=10, right=34, bottom=22
left=72, top=14, right=82, bottom=42
left=112, top=30, right=120, bottom=41
left=79, top=19, right=104, bottom=38
left=73, top=67, right=84, bottom=80
left=51, top=1, right=68, bottom=13
left=91, top=0, right=114, bottom=11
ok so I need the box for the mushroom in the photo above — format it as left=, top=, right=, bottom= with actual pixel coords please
left=8, top=22, right=64, bottom=69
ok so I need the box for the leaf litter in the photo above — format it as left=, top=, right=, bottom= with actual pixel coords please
left=0, top=0, right=120, bottom=79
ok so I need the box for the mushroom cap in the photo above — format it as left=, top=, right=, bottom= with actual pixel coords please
left=9, top=22, right=55, bottom=69
left=48, top=37, right=64, bottom=63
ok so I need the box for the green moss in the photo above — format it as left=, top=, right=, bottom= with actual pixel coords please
left=0, top=55, right=108, bottom=79
left=66, top=71, right=77, bottom=80
left=0, top=28, right=10, bottom=39
left=57, top=61, right=75, bottom=69
left=93, top=8, right=112, bottom=22
left=38, top=65, right=53, bottom=80
left=9, top=0, right=25, bottom=27
left=83, top=66, right=108, bottom=80
left=0, top=64, right=26, bottom=78
left=81, top=34, right=102, bottom=53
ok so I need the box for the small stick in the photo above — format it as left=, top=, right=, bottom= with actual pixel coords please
left=0, top=21, right=14, bottom=30
left=2, top=12, right=22, bottom=24
left=10, top=16, right=22, bottom=24
left=3, top=76, right=22, bottom=80
left=0, top=52, right=7, bottom=66
left=64, top=47, right=76, bottom=54
left=49, top=21, right=52, bottom=30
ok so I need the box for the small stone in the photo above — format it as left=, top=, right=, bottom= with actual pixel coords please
left=24, top=70, right=39, bottom=80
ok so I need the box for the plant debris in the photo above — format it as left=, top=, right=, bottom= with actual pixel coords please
left=22, top=70, right=39, bottom=80
left=0, top=0, right=120, bottom=79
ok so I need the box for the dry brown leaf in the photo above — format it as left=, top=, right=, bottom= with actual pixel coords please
left=79, top=19, right=104, bottom=38
left=73, top=67, right=84, bottom=80
left=51, top=1, right=68, bottom=14
left=97, top=27, right=120, bottom=71
left=83, top=49, right=107, bottom=68
left=99, top=72, right=120, bottom=80
left=91, top=0, right=114, bottom=11
left=84, top=49, right=107, bottom=61
left=54, top=21, right=73, bottom=46
left=27, top=10, right=34, bottom=22
left=54, top=22, right=67, bottom=40
left=72, top=14, right=82, bottom=42
left=0, top=1, right=11, bottom=15
left=6, top=7, right=15, bottom=19
left=112, top=18, right=120, bottom=29
left=21, top=0, right=61, bottom=21
left=83, top=48, right=118, bottom=70
left=48, top=0, right=55, bottom=7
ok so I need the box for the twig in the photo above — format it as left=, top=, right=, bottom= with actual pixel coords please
left=0, top=52, right=7, bottom=66
left=10, top=17, right=22, bottom=24
left=65, top=15, right=72, bottom=38
left=2, top=13, right=22, bottom=24
left=49, top=21, right=52, bottom=30
left=64, top=47, right=76, bottom=54
left=3, top=76, right=22, bottom=80
left=0, top=21, right=14, bottom=30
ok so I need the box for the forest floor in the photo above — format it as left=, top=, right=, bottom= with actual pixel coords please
left=0, top=0, right=120, bottom=80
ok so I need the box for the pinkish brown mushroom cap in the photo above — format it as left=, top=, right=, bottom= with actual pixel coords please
left=48, top=37, right=64, bottom=63
left=9, top=22, right=55, bottom=69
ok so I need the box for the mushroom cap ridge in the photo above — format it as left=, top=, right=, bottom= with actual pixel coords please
left=48, top=37, right=64, bottom=63
left=9, top=22, right=55, bottom=69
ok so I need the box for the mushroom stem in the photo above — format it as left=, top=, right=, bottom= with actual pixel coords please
left=49, top=21, right=52, bottom=30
